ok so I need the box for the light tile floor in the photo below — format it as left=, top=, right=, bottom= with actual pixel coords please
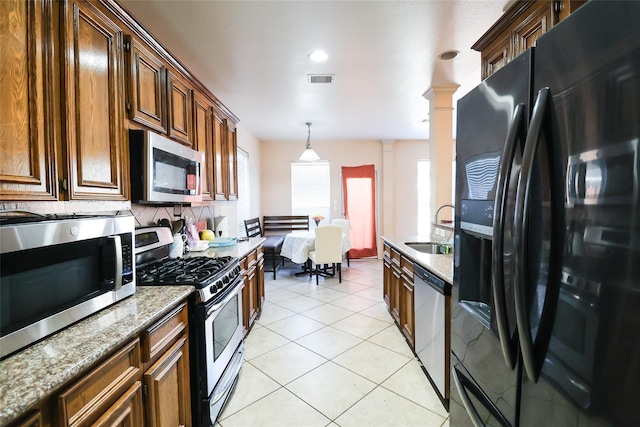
left=217, top=258, right=450, bottom=427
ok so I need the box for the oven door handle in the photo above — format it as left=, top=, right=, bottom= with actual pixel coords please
left=211, top=344, right=245, bottom=405
left=207, top=277, right=244, bottom=317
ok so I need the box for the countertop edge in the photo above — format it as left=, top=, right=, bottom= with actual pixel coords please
left=381, top=235, right=453, bottom=284
left=0, top=286, right=194, bottom=426
left=187, top=236, right=265, bottom=259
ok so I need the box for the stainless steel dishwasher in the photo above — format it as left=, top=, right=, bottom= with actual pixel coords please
left=414, top=263, right=451, bottom=403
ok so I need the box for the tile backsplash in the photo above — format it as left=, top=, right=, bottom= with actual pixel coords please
left=130, top=204, right=215, bottom=229
left=0, top=200, right=239, bottom=237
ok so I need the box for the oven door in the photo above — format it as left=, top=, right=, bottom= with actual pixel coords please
left=203, top=276, right=244, bottom=397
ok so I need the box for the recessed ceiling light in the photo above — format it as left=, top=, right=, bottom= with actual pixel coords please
left=438, top=50, right=459, bottom=60
left=309, top=50, right=328, bottom=62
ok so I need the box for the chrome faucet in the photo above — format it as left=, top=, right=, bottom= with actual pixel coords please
left=434, top=204, right=455, bottom=224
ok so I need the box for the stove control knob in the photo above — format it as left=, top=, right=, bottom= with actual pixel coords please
left=209, top=284, right=216, bottom=294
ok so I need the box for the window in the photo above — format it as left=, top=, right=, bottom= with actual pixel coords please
left=291, top=161, right=330, bottom=229
left=417, top=159, right=431, bottom=235
left=237, top=148, right=250, bottom=237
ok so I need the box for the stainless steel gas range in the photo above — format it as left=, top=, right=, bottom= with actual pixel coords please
left=135, top=227, right=244, bottom=426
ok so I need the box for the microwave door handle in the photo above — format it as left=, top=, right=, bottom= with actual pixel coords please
left=110, top=235, right=123, bottom=290
left=492, top=103, right=524, bottom=370
left=514, top=87, right=563, bottom=383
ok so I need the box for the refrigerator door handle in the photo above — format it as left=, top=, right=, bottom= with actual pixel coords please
left=452, top=366, right=513, bottom=427
left=492, top=103, right=524, bottom=370
left=513, top=87, right=563, bottom=383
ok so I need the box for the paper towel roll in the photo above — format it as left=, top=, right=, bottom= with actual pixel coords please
left=213, top=216, right=228, bottom=237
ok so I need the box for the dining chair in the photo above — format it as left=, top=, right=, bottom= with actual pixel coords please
left=331, top=218, right=350, bottom=266
left=244, top=217, right=285, bottom=280
left=308, top=225, right=343, bottom=285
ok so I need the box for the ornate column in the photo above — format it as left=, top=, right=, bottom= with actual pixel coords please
left=423, top=85, right=458, bottom=225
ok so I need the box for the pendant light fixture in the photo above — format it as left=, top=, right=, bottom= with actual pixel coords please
left=298, top=122, right=320, bottom=161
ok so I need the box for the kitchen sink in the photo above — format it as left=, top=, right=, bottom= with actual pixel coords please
left=404, top=242, right=451, bottom=254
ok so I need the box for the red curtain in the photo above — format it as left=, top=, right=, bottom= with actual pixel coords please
left=342, top=165, right=377, bottom=258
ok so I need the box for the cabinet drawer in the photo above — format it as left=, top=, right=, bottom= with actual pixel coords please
left=92, top=382, right=144, bottom=427
left=400, top=256, right=414, bottom=280
left=246, top=249, right=258, bottom=268
left=58, top=339, right=141, bottom=427
left=141, top=302, right=188, bottom=364
left=390, top=247, right=401, bottom=267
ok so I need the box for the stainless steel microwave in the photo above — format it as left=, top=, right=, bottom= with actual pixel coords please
left=0, top=214, right=135, bottom=359
left=129, top=129, right=204, bottom=204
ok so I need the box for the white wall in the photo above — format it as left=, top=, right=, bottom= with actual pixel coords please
left=260, top=139, right=382, bottom=222
left=393, top=140, right=429, bottom=237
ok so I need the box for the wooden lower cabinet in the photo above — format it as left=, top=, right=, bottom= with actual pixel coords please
left=143, top=336, right=191, bottom=427
left=93, top=382, right=144, bottom=427
left=7, top=300, right=191, bottom=427
left=241, top=245, right=265, bottom=334
left=382, top=243, right=415, bottom=350
left=399, top=256, right=415, bottom=348
left=141, top=303, right=191, bottom=427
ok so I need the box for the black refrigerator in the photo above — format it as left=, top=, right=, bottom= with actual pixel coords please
left=451, top=1, right=640, bottom=426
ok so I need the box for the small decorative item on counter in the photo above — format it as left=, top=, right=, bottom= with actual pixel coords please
left=184, top=217, right=199, bottom=248
left=200, top=229, right=215, bottom=241
left=312, top=214, right=324, bottom=226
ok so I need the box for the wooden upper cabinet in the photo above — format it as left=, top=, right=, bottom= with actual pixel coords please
left=0, top=0, right=57, bottom=201
left=212, top=109, right=227, bottom=200
left=194, top=92, right=213, bottom=201
left=225, top=120, right=238, bottom=200
left=125, top=35, right=167, bottom=134
left=481, top=31, right=512, bottom=80
left=512, top=0, right=552, bottom=57
left=62, top=0, right=128, bottom=200
left=167, top=70, right=194, bottom=147
left=473, top=0, right=583, bottom=80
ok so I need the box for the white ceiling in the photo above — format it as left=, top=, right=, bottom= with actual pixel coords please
left=119, top=0, right=508, bottom=142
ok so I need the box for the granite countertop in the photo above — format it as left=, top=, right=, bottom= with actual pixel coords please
left=186, top=236, right=265, bottom=260
left=0, top=285, right=194, bottom=426
left=381, top=235, right=454, bottom=284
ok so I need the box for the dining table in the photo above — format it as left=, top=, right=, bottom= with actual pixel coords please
left=280, top=230, right=352, bottom=265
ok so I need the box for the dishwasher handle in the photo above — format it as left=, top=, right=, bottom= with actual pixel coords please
left=414, top=264, right=450, bottom=295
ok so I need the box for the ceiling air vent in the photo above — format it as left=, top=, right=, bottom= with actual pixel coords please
left=307, top=74, right=335, bottom=84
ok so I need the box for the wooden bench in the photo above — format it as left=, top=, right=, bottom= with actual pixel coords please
left=263, top=215, right=310, bottom=234
left=244, top=217, right=286, bottom=280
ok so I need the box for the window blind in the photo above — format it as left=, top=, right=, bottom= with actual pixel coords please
left=237, top=148, right=250, bottom=237
left=291, top=161, right=331, bottom=229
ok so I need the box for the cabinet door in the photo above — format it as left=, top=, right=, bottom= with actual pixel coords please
left=93, top=382, right=144, bottom=427
left=225, top=120, right=238, bottom=200
left=390, top=267, right=401, bottom=324
left=167, top=70, right=193, bottom=147
left=1, top=0, right=57, bottom=200
left=481, top=32, right=511, bottom=80
left=143, top=335, right=191, bottom=427
left=257, top=247, right=265, bottom=310
left=383, top=258, right=392, bottom=308
left=400, top=275, right=415, bottom=348
left=62, top=0, right=127, bottom=200
left=125, top=36, right=166, bottom=133
left=194, top=92, right=213, bottom=201
left=512, top=0, right=555, bottom=58
left=212, top=110, right=227, bottom=200
left=241, top=256, right=250, bottom=332
left=58, top=339, right=141, bottom=427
